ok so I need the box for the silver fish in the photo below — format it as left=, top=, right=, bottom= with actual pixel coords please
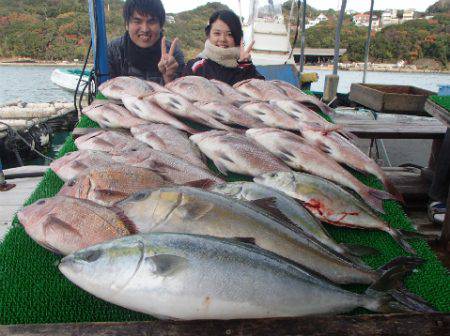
left=240, top=101, right=302, bottom=131
left=114, top=186, right=416, bottom=284
left=247, top=128, right=395, bottom=214
left=130, top=124, right=206, bottom=169
left=254, top=171, right=416, bottom=254
left=59, top=233, right=415, bottom=319
left=190, top=130, right=290, bottom=177
left=209, top=181, right=356, bottom=259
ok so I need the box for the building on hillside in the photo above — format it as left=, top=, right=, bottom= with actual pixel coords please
left=381, top=9, right=399, bottom=27
left=305, top=13, right=328, bottom=29
left=401, top=9, right=415, bottom=23
left=353, top=13, right=380, bottom=30
left=166, top=15, right=175, bottom=24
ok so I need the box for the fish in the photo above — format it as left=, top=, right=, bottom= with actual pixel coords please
left=122, top=94, right=198, bottom=134
left=114, top=186, right=420, bottom=284
left=270, top=100, right=341, bottom=132
left=99, top=76, right=169, bottom=100
left=247, top=128, right=396, bottom=214
left=210, top=79, right=253, bottom=103
left=81, top=100, right=148, bottom=129
left=58, top=163, right=171, bottom=206
left=233, top=78, right=289, bottom=100
left=239, top=101, right=303, bottom=131
left=209, top=181, right=371, bottom=261
left=147, top=92, right=233, bottom=130
left=301, top=128, right=404, bottom=202
left=165, top=75, right=229, bottom=102
left=110, top=147, right=224, bottom=184
left=254, top=171, right=417, bottom=254
left=190, top=130, right=291, bottom=177
left=50, top=150, right=113, bottom=181
left=59, top=233, right=424, bottom=319
left=269, top=80, right=336, bottom=116
left=74, top=130, right=148, bottom=153
left=17, top=196, right=132, bottom=255
left=194, top=101, right=265, bottom=128
left=130, top=124, right=207, bottom=169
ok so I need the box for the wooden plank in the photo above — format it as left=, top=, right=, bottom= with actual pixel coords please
left=424, top=99, right=450, bottom=128
left=1, top=313, right=449, bottom=336
left=342, top=122, right=447, bottom=139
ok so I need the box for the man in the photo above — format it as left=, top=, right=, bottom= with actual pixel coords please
left=108, top=0, right=184, bottom=84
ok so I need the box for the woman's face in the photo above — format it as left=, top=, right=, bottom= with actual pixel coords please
left=208, top=19, right=236, bottom=48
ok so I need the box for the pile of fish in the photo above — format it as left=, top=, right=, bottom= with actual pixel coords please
left=18, top=75, right=434, bottom=320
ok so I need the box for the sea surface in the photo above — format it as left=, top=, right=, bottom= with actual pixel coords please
left=1, top=65, right=448, bottom=167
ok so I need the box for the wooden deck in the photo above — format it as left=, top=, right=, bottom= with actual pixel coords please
left=0, top=166, right=47, bottom=240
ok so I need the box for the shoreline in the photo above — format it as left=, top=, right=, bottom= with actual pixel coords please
left=0, top=60, right=448, bottom=74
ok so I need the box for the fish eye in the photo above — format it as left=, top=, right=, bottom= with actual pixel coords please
left=36, top=199, right=46, bottom=205
left=269, top=172, right=277, bottom=178
left=81, top=250, right=103, bottom=262
left=67, top=179, right=77, bottom=187
left=133, top=191, right=148, bottom=201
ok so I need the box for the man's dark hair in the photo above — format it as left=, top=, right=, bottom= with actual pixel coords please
left=123, top=0, right=166, bottom=26
left=205, top=10, right=243, bottom=46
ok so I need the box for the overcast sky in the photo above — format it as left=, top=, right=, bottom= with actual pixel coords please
left=163, top=0, right=437, bottom=15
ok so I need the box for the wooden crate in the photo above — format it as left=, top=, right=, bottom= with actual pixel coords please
left=349, top=84, right=434, bottom=115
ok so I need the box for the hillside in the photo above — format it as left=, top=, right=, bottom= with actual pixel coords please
left=0, top=0, right=448, bottom=69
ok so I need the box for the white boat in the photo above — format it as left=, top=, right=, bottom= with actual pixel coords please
left=50, top=68, right=92, bottom=92
left=244, top=0, right=296, bottom=65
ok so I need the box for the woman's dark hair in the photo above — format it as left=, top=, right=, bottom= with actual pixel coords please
left=123, top=0, right=166, bottom=27
left=205, top=10, right=243, bottom=46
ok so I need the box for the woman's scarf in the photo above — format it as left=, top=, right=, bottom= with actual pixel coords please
left=197, top=39, right=240, bottom=68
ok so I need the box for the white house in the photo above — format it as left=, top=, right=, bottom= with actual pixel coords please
left=401, top=9, right=415, bottom=23
left=353, top=13, right=379, bottom=30
left=381, top=9, right=399, bottom=27
left=305, top=13, right=328, bottom=29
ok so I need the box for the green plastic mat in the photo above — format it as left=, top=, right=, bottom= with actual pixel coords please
left=1, top=114, right=449, bottom=325
left=430, top=95, right=450, bottom=112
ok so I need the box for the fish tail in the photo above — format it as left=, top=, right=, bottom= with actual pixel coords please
left=380, top=175, right=405, bottom=204
left=386, top=228, right=417, bottom=254
left=360, top=188, right=387, bottom=214
left=362, top=290, right=418, bottom=313
left=372, top=256, right=424, bottom=292
left=389, top=287, right=437, bottom=313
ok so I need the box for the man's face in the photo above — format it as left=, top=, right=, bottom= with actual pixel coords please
left=126, top=11, right=161, bottom=48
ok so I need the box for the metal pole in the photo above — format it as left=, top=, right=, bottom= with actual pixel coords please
left=88, top=0, right=110, bottom=85
left=299, top=0, right=307, bottom=73
left=363, top=0, right=375, bottom=83
left=333, top=0, right=347, bottom=75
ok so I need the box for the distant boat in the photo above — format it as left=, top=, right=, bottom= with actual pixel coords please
left=50, top=68, right=92, bottom=93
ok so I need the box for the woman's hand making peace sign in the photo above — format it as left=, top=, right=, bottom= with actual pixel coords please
left=238, top=39, right=255, bottom=63
left=158, top=36, right=179, bottom=84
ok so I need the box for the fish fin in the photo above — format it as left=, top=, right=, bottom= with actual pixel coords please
left=397, top=229, right=427, bottom=240
left=108, top=206, right=139, bottom=234
left=318, top=143, right=333, bottom=155
left=389, top=287, right=437, bottom=313
left=386, top=228, right=417, bottom=254
left=340, top=243, right=379, bottom=257
left=362, top=187, right=398, bottom=214
left=213, top=159, right=229, bottom=176
left=143, top=133, right=166, bottom=150
left=362, top=289, right=415, bottom=313
left=145, top=254, right=188, bottom=277
left=371, top=256, right=424, bottom=292
left=381, top=177, right=405, bottom=204
left=232, top=237, right=257, bottom=245
left=184, top=179, right=219, bottom=189
left=43, top=215, right=82, bottom=238
left=176, top=201, right=214, bottom=220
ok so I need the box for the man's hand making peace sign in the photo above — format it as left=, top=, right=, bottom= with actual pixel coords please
left=238, top=39, right=255, bottom=63
left=158, top=36, right=179, bottom=84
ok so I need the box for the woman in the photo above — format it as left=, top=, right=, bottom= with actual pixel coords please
left=182, top=10, right=264, bottom=86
